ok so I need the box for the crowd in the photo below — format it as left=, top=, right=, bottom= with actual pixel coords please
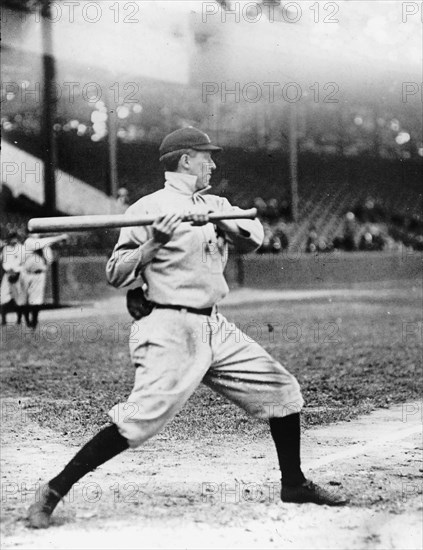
left=250, top=196, right=408, bottom=255
left=309, top=197, right=423, bottom=253
left=252, top=197, right=291, bottom=254
left=329, top=215, right=388, bottom=252
left=250, top=195, right=422, bottom=255
left=307, top=211, right=391, bottom=254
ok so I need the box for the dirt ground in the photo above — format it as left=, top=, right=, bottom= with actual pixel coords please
left=2, top=286, right=422, bottom=549
left=2, top=398, right=422, bottom=550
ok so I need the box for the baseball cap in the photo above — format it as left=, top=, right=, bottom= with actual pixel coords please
left=159, top=127, right=222, bottom=160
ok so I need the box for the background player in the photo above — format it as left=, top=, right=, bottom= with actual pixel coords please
left=19, top=233, right=68, bottom=328
left=1, top=231, right=26, bottom=325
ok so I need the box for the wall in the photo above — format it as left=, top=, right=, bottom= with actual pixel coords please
left=45, top=250, right=422, bottom=304
left=237, top=250, right=421, bottom=289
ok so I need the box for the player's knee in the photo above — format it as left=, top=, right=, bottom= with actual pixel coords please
left=113, top=416, right=167, bottom=449
left=108, top=398, right=180, bottom=448
left=267, top=379, right=304, bottom=418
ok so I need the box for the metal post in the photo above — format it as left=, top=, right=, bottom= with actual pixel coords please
left=236, top=253, right=245, bottom=287
left=106, top=89, right=119, bottom=199
left=288, top=103, right=299, bottom=223
left=51, top=260, right=60, bottom=305
left=41, top=0, right=60, bottom=306
left=41, top=0, right=56, bottom=213
left=373, top=106, right=380, bottom=158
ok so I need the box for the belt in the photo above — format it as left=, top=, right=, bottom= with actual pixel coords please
left=153, top=303, right=213, bottom=316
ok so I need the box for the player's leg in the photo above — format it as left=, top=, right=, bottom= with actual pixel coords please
left=28, top=309, right=212, bottom=528
left=16, top=302, right=22, bottom=324
left=15, top=304, right=31, bottom=326
left=1, top=276, right=13, bottom=325
left=30, top=305, right=40, bottom=328
left=204, top=313, right=347, bottom=506
left=12, top=274, right=30, bottom=326
left=28, top=424, right=129, bottom=528
left=1, top=302, right=9, bottom=325
left=23, top=306, right=32, bottom=327
left=1, top=300, right=14, bottom=325
left=204, top=313, right=306, bottom=488
left=26, top=273, right=44, bottom=328
left=109, top=309, right=211, bottom=447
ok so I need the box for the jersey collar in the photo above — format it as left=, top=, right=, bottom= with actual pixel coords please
left=164, top=172, right=211, bottom=196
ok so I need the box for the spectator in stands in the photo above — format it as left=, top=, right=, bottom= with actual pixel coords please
left=333, top=212, right=357, bottom=252
left=257, top=221, right=289, bottom=254
left=252, top=198, right=290, bottom=254
left=317, top=237, right=332, bottom=253
left=279, top=197, right=291, bottom=219
left=253, top=197, right=267, bottom=220
left=271, top=221, right=289, bottom=253
left=354, top=197, right=385, bottom=224
left=343, top=212, right=357, bottom=251
left=257, top=222, right=273, bottom=253
left=306, top=225, right=319, bottom=253
left=358, top=224, right=386, bottom=251
left=306, top=225, right=332, bottom=254
left=265, top=198, right=280, bottom=223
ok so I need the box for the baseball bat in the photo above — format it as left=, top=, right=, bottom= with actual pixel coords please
left=28, top=208, right=258, bottom=233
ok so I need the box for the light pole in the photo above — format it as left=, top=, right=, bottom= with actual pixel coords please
left=41, top=0, right=60, bottom=305
left=106, top=89, right=119, bottom=200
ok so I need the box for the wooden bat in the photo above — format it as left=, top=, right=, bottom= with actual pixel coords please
left=28, top=208, right=258, bottom=233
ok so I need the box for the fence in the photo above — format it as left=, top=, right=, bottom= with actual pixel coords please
left=43, top=250, right=422, bottom=304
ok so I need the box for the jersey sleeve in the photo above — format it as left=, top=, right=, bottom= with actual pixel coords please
left=213, top=197, right=264, bottom=253
left=105, top=204, right=161, bottom=288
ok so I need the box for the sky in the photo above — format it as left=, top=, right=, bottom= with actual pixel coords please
left=3, top=0, right=421, bottom=89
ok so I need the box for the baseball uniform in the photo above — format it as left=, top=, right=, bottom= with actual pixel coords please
left=106, top=171, right=303, bottom=448
left=27, top=128, right=346, bottom=530
left=20, top=238, right=52, bottom=306
left=0, top=242, right=25, bottom=306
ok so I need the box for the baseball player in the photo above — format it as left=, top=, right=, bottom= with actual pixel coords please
left=19, top=233, right=68, bottom=328
left=28, top=127, right=347, bottom=529
left=1, top=231, right=27, bottom=325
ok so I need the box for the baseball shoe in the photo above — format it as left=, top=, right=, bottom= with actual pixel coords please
left=281, top=480, right=348, bottom=506
left=27, top=484, right=62, bottom=528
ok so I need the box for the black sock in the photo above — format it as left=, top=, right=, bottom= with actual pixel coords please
left=31, top=307, right=39, bottom=328
left=269, top=413, right=307, bottom=488
left=22, top=306, right=31, bottom=327
left=48, top=424, right=129, bottom=497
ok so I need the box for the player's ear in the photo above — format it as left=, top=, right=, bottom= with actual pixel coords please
left=179, top=152, right=191, bottom=169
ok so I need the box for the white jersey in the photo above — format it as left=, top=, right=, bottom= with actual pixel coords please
left=106, top=172, right=264, bottom=308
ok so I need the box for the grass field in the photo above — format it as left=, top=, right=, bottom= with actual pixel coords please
left=1, top=284, right=421, bottom=445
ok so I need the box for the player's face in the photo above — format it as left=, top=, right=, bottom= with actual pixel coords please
left=186, top=151, right=216, bottom=190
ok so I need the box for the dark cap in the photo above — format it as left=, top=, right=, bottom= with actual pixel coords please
left=159, top=127, right=222, bottom=160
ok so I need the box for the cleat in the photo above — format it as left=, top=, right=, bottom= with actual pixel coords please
left=281, top=479, right=348, bottom=506
left=27, top=484, right=61, bottom=529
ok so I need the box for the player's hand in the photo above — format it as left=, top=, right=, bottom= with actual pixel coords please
left=152, top=213, right=182, bottom=245
left=185, top=206, right=211, bottom=226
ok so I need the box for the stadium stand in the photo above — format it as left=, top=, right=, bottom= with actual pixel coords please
left=2, top=152, right=421, bottom=255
